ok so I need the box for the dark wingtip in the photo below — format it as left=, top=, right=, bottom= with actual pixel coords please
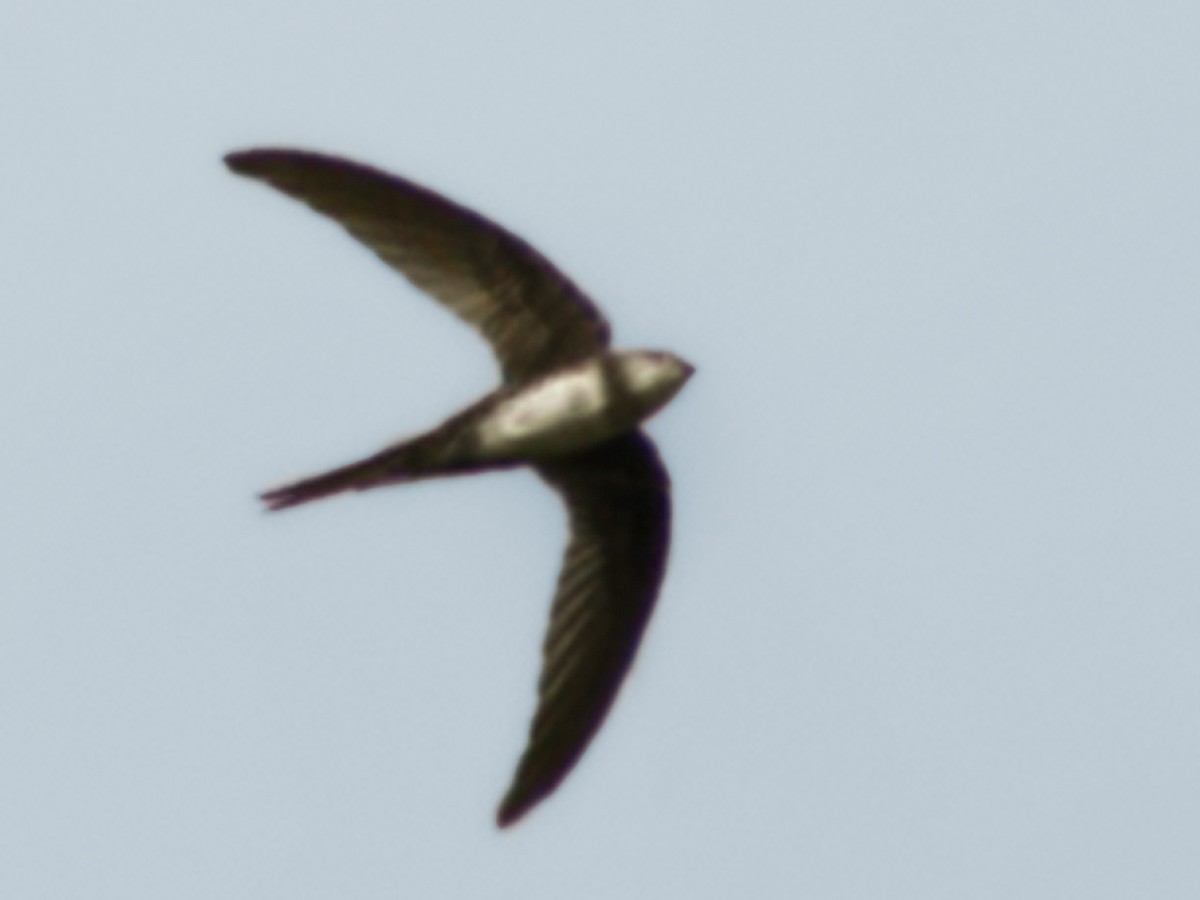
left=225, top=147, right=342, bottom=175
left=495, top=794, right=530, bottom=829
left=223, top=149, right=254, bottom=173
left=224, top=148, right=282, bottom=176
left=494, top=760, right=569, bottom=829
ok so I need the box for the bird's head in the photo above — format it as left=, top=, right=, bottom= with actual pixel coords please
left=612, top=350, right=695, bottom=419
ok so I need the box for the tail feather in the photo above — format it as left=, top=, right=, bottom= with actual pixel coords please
left=261, top=455, right=401, bottom=511
left=261, top=418, right=495, bottom=512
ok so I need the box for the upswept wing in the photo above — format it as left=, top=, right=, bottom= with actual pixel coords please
left=498, top=431, right=671, bottom=826
left=225, top=149, right=611, bottom=384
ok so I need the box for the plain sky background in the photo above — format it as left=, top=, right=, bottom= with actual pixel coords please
left=4, top=2, right=1199, bottom=897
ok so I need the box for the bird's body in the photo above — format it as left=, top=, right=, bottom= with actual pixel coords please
left=226, top=149, right=692, bottom=826
left=474, top=352, right=687, bottom=461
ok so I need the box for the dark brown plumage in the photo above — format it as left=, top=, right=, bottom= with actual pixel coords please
left=227, top=149, right=685, bottom=826
left=225, top=150, right=610, bottom=385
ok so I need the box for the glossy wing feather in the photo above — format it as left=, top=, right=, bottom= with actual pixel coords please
left=497, top=431, right=671, bottom=826
left=225, top=149, right=611, bottom=384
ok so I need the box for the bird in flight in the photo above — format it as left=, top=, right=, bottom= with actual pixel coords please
left=226, top=149, right=693, bottom=827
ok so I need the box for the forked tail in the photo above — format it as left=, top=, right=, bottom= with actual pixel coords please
left=261, top=420, right=498, bottom=512
left=260, top=454, right=402, bottom=511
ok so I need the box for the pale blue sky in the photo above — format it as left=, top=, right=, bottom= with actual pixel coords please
left=4, top=2, right=1200, bottom=897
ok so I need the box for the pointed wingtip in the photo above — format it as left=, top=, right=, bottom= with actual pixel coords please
left=225, top=148, right=307, bottom=175
left=224, top=148, right=276, bottom=176
left=495, top=791, right=533, bottom=829
left=495, top=807, right=518, bottom=829
left=223, top=149, right=252, bottom=172
left=494, top=752, right=574, bottom=829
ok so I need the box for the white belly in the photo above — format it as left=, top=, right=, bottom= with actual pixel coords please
left=474, top=366, right=621, bottom=459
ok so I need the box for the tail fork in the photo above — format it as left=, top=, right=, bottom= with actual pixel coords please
left=260, top=421, right=495, bottom=512
left=260, top=455, right=400, bottom=511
